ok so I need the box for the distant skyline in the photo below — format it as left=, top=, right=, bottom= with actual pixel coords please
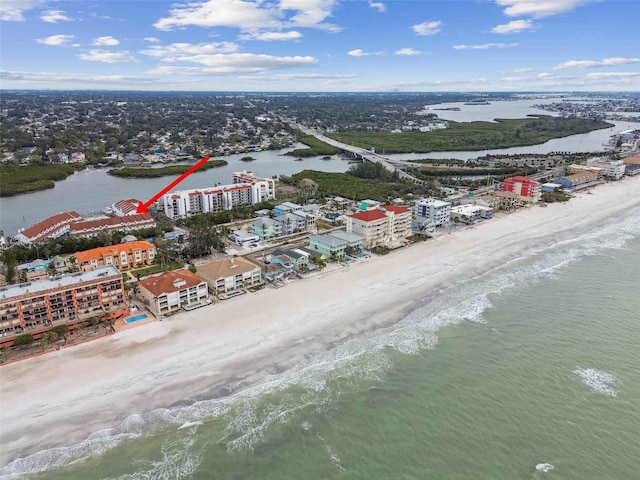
left=1, top=0, right=639, bottom=92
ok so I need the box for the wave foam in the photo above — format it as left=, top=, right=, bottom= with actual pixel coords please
left=574, top=368, right=618, bottom=397
left=4, top=208, right=639, bottom=476
left=536, top=463, right=554, bottom=473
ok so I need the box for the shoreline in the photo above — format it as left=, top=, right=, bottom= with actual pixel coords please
left=2, top=176, right=640, bottom=470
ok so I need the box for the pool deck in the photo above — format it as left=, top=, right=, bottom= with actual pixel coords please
left=114, top=308, right=157, bottom=332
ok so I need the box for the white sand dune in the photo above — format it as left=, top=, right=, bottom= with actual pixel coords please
left=1, top=177, right=639, bottom=467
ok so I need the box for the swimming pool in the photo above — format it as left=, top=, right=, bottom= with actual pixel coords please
left=125, top=313, right=148, bottom=324
left=183, top=302, right=202, bottom=311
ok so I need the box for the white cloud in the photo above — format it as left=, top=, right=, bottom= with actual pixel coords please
left=78, top=49, right=139, bottom=63
left=143, top=37, right=160, bottom=43
left=395, top=48, right=422, bottom=56
left=239, top=30, right=303, bottom=41
left=412, top=20, right=442, bottom=36
left=553, top=57, right=640, bottom=69
left=453, top=43, right=518, bottom=50
left=147, top=53, right=317, bottom=75
left=537, top=72, right=556, bottom=79
left=347, top=49, right=383, bottom=57
left=495, top=0, right=594, bottom=18
left=242, top=72, right=359, bottom=81
left=0, top=69, right=158, bottom=85
left=154, top=0, right=338, bottom=32
left=491, top=19, right=535, bottom=34
left=140, top=42, right=240, bottom=58
left=585, top=72, right=640, bottom=79
left=368, top=1, right=386, bottom=12
left=40, top=9, right=72, bottom=23
left=513, top=67, right=534, bottom=72
left=501, top=76, right=527, bottom=82
left=0, top=0, right=45, bottom=21
left=36, top=34, right=75, bottom=46
left=93, top=36, right=120, bottom=46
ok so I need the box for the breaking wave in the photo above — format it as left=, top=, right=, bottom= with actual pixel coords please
left=3, top=208, right=639, bottom=478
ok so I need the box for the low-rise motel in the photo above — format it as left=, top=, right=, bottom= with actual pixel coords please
left=0, top=266, right=128, bottom=347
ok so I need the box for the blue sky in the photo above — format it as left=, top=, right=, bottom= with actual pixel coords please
left=1, top=0, right=638, bottom=91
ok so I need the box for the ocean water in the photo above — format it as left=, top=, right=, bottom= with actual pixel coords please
left=4, top=209, right=640, bottom=479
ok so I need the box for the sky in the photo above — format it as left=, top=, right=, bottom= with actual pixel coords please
left=0, top=0, right=639, bottom=92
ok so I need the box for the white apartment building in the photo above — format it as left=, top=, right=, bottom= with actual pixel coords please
left=414, top=199, right=452, bottom=227
left=586, top=157, right=626, bottom=180
left=163, top=171, right=276, bottom=219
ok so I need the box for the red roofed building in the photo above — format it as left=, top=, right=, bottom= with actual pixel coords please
left=138, top=269, right=209, bottom=316
left=346, top=205, right=412, bottom=249
left=112, top=199, right=141, bottom=216
left=14, top=211, right=83, bottom=245
left=68, top=213, right=156, bottom=238
left=503, top=176, right=541, bottom=201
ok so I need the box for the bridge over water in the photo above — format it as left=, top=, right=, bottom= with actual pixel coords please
left=293, top=125, right=426, bottom=185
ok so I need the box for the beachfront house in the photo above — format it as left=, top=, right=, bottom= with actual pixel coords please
left=197, top=257, right=263, bottom=295
left=138, top=269, right=209, bottom=316
left=308, top=234, right=349, bottom=259
left=308, top=230, right=363, bottom=259
left=271, top=248, right=310, bottom=271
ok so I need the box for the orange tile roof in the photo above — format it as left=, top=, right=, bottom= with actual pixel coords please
left=75, top=240, right=155, bottom=264
left=139, top=269, right=205, bottom=297
left=350, top=209, right=387, bottom=222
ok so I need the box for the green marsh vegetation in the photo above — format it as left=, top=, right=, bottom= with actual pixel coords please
left=108, top=159, right=227, bottom=178
left=327, top=117, right=612, bottom=153
left=0, top=163, right=86, bottom=197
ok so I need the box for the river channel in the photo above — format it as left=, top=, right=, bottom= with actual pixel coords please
left=1, top=99, right=636, bottom=237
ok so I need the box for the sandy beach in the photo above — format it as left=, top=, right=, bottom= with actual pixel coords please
left=1, top=176, right=640, bottom=469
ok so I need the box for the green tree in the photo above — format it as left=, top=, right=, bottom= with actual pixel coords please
left=102, top=318, right=115, bottom=334
left=13, top=334, right=34, bottom=347
left=51, top=325, right=69, bottom=344
left=3, top=249, right=18, bottom=284
left=2, top=345, right=10, bottom=362
left=89, top=316, right=102, bottom=332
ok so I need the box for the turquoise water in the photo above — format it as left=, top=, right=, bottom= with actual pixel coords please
left=124, top=314, right=148, bottom=324
left=183, top=302, right=204, bottom=311
left=4, top=208, right=640, bottom=479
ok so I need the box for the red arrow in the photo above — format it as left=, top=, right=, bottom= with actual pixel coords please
left=136, top=156, right=210, bottom=214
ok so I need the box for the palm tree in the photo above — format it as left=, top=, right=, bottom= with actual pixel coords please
left=102, top=318, right=115, bottom=334
left=2, top=345, right=10, bottom=363
left=89, top=316, right=102, bottom=332
left=52, top=325, right=69, bottom=344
